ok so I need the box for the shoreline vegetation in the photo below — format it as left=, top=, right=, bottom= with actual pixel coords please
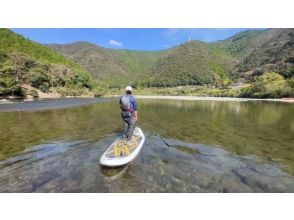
left=1, top=79, right=293, bottom=102
left=1, top=71, right=293, bottom=103
left=1, top=93, right=293, bottom=104
left=135, top=95, right=294, bottom=103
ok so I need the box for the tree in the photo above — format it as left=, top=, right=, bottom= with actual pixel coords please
left=241, top=72, right=286, bottom=98
left=0, top=75, right=21, bottom=95
left=27, top=68, right=50, bottom=92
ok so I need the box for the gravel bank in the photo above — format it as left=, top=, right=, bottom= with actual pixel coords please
left=134, top=95, right=294, bottom=103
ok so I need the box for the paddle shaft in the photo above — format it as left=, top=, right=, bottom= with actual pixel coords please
left=137, top=120, right=170, bottom=148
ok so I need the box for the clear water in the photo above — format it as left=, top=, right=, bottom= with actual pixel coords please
left=0, top=98, right=293, bottom=192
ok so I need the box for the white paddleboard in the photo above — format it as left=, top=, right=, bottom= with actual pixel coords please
left=100, top=127, right=145, bottom=167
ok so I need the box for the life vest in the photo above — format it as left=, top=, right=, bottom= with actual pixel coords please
left=120, top=95, right=133, bottom=112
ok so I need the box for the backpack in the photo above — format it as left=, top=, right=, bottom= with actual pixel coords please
left=120, top=95, right=131, bottom=111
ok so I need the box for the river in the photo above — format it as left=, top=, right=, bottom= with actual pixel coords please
left=0, top=98, right=293, bottom=192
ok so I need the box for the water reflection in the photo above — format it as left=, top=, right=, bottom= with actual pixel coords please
left=139, top=99, right=294, bottom=175
left=0, top=98, right=293, bottom=192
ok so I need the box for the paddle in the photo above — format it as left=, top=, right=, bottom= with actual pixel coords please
left=157, top=134, right=170, bottom=147
left=136, top=119, right=170, bottom=147
left=149, top=129, right=170, bottom=148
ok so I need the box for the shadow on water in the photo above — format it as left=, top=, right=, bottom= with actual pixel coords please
left=0, top=98, right=293, bottom=192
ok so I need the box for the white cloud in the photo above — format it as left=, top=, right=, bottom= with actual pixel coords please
left=109, top=39, right=123, bottom=46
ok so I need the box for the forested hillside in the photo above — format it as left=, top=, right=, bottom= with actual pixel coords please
left=47, top=42, right=163, bottom=86
left=214, top=28, right=294, bottom=81
left=0, top=29, right=104, bottom=98
left=1, top=28, right=293, bottom=99
left=147, top=41, right=238, bottom=87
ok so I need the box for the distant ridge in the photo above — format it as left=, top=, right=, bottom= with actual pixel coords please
left=47, top=29, right=294, bottom=86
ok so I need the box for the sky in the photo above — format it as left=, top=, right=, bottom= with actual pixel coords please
left=12, top=28, right=252, bottom=51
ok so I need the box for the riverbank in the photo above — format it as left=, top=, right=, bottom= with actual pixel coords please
left=106, top=84, right=294, bottom=101
left=2, top=95, right=293, bottom=105
left=107, top=95, right=294, bottom=103
left=0, top=95, right=95, bottom=104
left=0, top=98, right=107, bottom=112
left=0, top=84, right=96, bottom=104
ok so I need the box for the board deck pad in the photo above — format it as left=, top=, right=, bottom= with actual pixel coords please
left=105, top=135, right=142, bottom=158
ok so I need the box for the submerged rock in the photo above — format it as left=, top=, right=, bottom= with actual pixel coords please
left=0, top=134, right=293, bottom=192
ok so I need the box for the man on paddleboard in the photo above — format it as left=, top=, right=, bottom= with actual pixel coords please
left=119, top=86, right=138, bottom=141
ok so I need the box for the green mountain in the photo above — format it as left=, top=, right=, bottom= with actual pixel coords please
left=213, top=29, right=266, bottom=59
left=148, top=41, right=238, bottom=87
left=47, top=42, right=164, bottom=85
left=0, top=29, right=99, bottom=97
left=47, top=29, right=294, bottom=89
left=214, top=28, right=294, bottom=80
left=47, top=41, right=238, bottom=87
